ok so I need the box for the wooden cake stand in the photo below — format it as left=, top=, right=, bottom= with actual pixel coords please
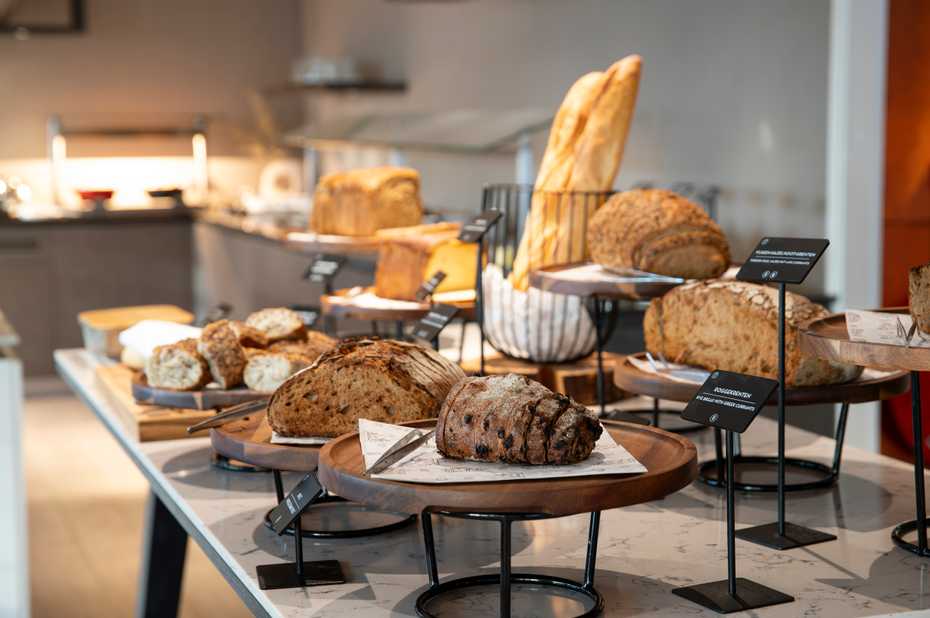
left=318, top=419, right=697, bottom=618
left=132, top=373, right=265, bottom=410
left=527, top=262, right=686, bottom=429
left=284, top=231, right=382, bottom=257
left=615, top=352, right=910, bottom=492
left=211, top=411, right=415, bottom=539
left=801, top=309, right=930, bottom=558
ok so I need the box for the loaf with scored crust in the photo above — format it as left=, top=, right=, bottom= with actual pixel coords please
left=267, top=337, right=465, bottom=437
left=310, top=166, right=423, bottom=236
left=910, top=262, right=930, bottom=336
left=588, top=189, right=730, bottom=279
left=436, top=374, right=602, bottom=465
left=643, top=280, right=861, bottom=386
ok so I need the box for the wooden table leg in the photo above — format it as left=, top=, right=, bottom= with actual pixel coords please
left=136, top=491, right=187, bottom=618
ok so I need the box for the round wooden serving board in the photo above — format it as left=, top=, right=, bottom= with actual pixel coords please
left=321, top=287, right=476, bottom=321
left=800, top=309, right=930, bottom=372
left=317, top=420, right=697, bottom=517
left=528, top=262, right=684, bottom=300
left=614, top=352, right=910, bottom=405
left=284, top=231, right=382, bottom=257
left=210, top=410, right=321, bottom=472
left=132, top=373, right=265, bottom=410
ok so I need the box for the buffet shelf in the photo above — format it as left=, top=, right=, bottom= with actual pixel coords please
left=55, top=347, right=930, bottom=617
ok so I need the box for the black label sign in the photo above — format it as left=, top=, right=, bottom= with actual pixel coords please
left=267, top=473, right=325, bottom=535
left=737, top=237, right=829, bottom=285
left=412, top=303, right=459, bottom=342
left=303, top=254, right=346, bottom=285
left=682, top=370, right=778, bottom=434
left=415, top=271, right=447, bottom=301
left=458, top=211, right=502, bottom=243
left=288, top=304, right=320, bottom=328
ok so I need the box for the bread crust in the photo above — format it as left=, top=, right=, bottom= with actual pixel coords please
left=197, top=320, right=246, bottom=389
left=228, top=320, right=269, bottom=348
left=245, top=308, right=307, bottom=343
left=145, top=338, right=210, bottom=391
left=310, top=166, right=423, bottom=236
left=266, top=337, right=465, bottom=437
left=910, top=263, right=930, bottom=335
left=268, top=331, right=336, bottom=363
left=643, top=280, right=861, bottom=386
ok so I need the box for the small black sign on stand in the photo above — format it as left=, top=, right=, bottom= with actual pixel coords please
left=411, top=303, right=459, bottom=350
left=415, top=271, right=447, bottom=302
left=734, top=237, right=836, bottom=551
left=256, top=473, right=346, bottom=590
left=460, top=210, right=502, bottom=376
left=673, top=371, right=794, bottom=613
left=303, top=254, right=346, bottom=294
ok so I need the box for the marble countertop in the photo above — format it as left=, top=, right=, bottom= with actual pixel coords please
left=55, top=348, right=930, bottom=617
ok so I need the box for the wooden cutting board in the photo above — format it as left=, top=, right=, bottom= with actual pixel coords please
left=95, top=364, right=214, bottom=442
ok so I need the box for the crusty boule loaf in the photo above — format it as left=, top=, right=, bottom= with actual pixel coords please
left=267, top=337, right=465, bottom=438
left=245, top=307, right=307, bottom=343
left=644, top=280, right=861, bottom=386
left=145, top=339, right=210, bottom=391
left=587, top=189, right=730, bottom=279
left=268, top=330, right=336, bottom=363
left=435, top=374, right=603, bottom=465
left=197, top=320, right=246, bottom=389
left=244, top=352, right=313, bottom=394
left=229, top=320, right=268, bottom=348
left=909, top=262, right=930, bottom=336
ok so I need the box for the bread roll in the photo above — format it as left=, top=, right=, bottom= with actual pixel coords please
left=145, top=339, right=210, bottom=391
left=909, top=262, right=930, bottom=336
left=197, top=320, right=246, bottom=389
left=245, top=308, right=307, bottom=343
left=267, top=337, right=465, bottom=438
left=310, top=166, right=422, bottom=236
left=644, top=280, right=861, bottom=387
left=587, top=189, right=730, bottom=279
left=244, top=352, right=313, bottom=394
left=268, top=331, right=336, bottom=363
left=435, top=374, right=602, bottom=465
left=229, top=320, right=268, bottom=348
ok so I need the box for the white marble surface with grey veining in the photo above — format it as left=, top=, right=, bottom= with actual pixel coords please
left=57, top=348, right=930, bottom=617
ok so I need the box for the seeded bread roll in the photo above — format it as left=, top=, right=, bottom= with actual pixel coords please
left=197, top=320, right=246, bottom=389
left=644, top=280, right=861, bottom=386
left=244, top=352, right=313, bottom=394
left=145, top=339, right=210, bottom=391
left=909, top=262, right=930, bottom=335
left=435, top=374, right=602, bottom=464
left=228, top=320, right=269, bottom=348
left=587, top=189, right=730, bottom=279
left=267, top=337, right=465, bottom=438
left=245, top=307, right=307, bottom=343
left=268, top=331, right=336, bottom=363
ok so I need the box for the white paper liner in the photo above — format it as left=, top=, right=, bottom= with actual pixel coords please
left=271, top=432, right=330, bottom=446
left=846, top=310, right=930, bottom=349
left=358, top=418, right=646, bottom=484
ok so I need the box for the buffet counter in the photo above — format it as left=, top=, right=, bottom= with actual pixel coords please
left=55, top=347, right=930, bottom=617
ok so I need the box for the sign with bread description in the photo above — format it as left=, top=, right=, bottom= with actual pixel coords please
left=412, top=303, right=459, bottom=342
left=303, top=254, right=346, bottom=285
left=267, top=472, right=325, bottom=535
left=415, top=271, right=447, bottom=301
left=458, top=211, right=503, bottom=243
left=737, top=237, right=829, bottom=285
left=682, top=370, right=778, bottom=433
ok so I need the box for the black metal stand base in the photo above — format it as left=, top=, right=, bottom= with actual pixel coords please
left=735, top=521, right=836, bottom=550
left=672, top=578, right=794, bottom=613
left=892, top=519, right=930, bottom=557
left=699, top=455, right=835, bottom=492
left=256, top=560, right=345, bottom=590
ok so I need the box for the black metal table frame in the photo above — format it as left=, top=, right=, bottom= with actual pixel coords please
left=892, top=372, right=930, bottom=557
left=264, top=469, right=417, bottom=539
left=699, top=401, right=851, bottom=492
left=416, top=509, right=604, bottom=618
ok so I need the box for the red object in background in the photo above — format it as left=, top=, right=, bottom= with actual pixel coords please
left=77, top=189, right=114, bottom=201
left=881, top=0, right=930, bottom=465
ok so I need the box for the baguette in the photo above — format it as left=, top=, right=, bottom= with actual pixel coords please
left=244, top=352, right=313, bottom=394
left=144, top=339, right=210, bottom=391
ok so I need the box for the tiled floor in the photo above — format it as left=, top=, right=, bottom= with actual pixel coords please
left=23, top=380, right=251, bottom=618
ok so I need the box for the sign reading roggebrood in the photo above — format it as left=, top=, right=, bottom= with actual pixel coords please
left=736, top=237, right=829, bottom=285
left=682, top=370, right=778, bottom=434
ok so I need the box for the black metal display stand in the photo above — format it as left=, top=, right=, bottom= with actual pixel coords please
left=892, top=372, right=930, bottom=556
left=591, top=297, right=648, bottom=425
left=416, top=510, right=604, bottom=618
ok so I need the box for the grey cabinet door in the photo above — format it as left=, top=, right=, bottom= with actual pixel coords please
left=0, top=232, right=53, bottom=374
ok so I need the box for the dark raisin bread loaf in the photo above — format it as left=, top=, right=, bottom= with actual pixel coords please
left=435, top=374, right=603, bottom=465
left=267, top=337, right=465, bottom=437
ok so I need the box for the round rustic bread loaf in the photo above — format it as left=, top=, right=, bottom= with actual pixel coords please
left=435, top=374, right=603, bottom=465
left=587, top=189, right=730, bottom=279
left=267, top=337, right=465, bottom=438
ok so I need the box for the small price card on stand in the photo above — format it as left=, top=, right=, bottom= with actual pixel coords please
left=737, top=237, right=829, bottom=284
left=458, top=211, right=502, bottom=243
left=412, top=304, right=459, bottom=342
left=415, top=271, right=447, bottom=301
left=303, top=254, right=346, bottom=285
left=267, top=473, right=325, bottom=535
left=682, top=370, right=778, bottom=433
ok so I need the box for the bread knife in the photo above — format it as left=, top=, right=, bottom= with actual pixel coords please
left=186, top=398, right=269, bottom=434
left=365, top=429, right=436, bottom=476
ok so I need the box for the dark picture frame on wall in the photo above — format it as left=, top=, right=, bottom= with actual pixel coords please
left=0, top=0, right=84, bottom=36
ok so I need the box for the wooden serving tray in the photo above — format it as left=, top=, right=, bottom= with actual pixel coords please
left=317, top=420, right=697, bottom=517
left=528, top=262, right=684, bottom=300
left=614, top=352, right=910, bottom=405
left=210, top=410, right=321, bottom=472
left=131, top=373, right=265, bottom=410
left=321, top=287, right=476, bottom=321
left=800, top=309, right=930, bottom=372
left=95, top=364, right=214, bottom=442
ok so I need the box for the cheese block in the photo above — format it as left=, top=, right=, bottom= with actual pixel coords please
left=310, top=166, right=423, bottom=236
left=910, top=262, right=930, bottom=335
left=373, top=222, right=478, bottom=300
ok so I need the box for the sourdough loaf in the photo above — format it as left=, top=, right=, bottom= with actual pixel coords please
left=245, top=307, right=307, bottom=343
left=197, top=320, right=246, bottom=388
left=145, top=339, right=211, bottom=391
left=374, top=222, right=478, bottom=300
left=267, top=337, right=465, bottom=437
left=909, top=262, right=930, bottom=335
left=310, top=166, right=423, bottom=236
left=435, top=374, right=602, bottom=464
left=643, top=280, right=861, bottom=386
left=587, top=189, right=730, bottom=279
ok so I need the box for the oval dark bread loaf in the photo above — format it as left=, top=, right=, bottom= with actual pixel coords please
left=267, top=337, right=465, bottom=438
left=435, top=374, right=603, bottom=465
